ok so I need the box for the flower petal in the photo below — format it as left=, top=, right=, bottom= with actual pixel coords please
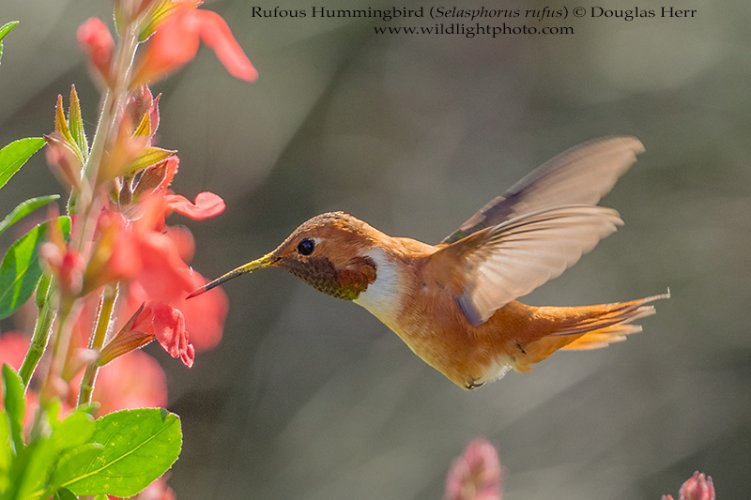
left=134, top=9, right=201, bottom=84
left=196, top=10, right=258, bottom=81
left=166, top=191, right=225, bottom=220
left=148, top=303, right=195, bottom=368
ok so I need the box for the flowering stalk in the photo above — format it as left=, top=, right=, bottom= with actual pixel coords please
left=70, top=23, right=139, bottom=242
left=0, top=3, right=254, bottom=496
left=78, top=284, right=119, bottom=405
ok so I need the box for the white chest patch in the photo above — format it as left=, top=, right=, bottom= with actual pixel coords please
left=353, top=248, right=401, bottom=326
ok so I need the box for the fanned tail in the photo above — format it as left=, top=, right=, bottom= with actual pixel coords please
left=513, top=291, right=670, bottom=372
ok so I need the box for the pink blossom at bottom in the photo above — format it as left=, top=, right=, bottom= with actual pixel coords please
left=445, top=439, right=503, bottom=500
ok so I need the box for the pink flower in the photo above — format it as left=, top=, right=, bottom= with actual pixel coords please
left=77, top=17, right=114, bottom=83
left=445, top=439, right=503, bottom=500
left=133, top=5, right=257, bottom=85
left=663, top=471, right=715, bottom=500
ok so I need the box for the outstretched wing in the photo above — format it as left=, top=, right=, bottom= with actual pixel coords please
left=430, top=205, right=623, bottom=326
left=441, top=136, right=644, bottom=244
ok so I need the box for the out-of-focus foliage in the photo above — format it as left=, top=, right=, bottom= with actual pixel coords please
left=1, top=0, right=749, bottom=498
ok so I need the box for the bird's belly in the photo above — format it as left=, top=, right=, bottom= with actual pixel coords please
left=353, top=251, right=525, bottom=388
left=384, top=304, right=520, bottom=389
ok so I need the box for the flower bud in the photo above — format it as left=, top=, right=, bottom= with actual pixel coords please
left=77, top=17, right=114, bottom=84
left=45, top=133, right=82, bottom=191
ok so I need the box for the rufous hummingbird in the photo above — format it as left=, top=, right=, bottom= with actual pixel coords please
left=189, top=136, right=669, bottom=389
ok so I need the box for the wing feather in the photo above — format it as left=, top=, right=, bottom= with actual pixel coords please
left=442, top=136, right=643, bottom=244
left=435, top=205, right=623, bottom=325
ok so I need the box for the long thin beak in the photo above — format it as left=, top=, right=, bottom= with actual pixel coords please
left=187, top=253, right=275, bottom=299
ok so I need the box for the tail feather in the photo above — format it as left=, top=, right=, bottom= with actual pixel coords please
left=513, top=291, right=669, bottom=372
left=561, top=323, right=643, bottom=351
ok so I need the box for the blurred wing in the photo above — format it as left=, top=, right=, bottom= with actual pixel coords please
left=441, top=136, right=643, bottom=244
left=432, top=205, right=623, bottom=326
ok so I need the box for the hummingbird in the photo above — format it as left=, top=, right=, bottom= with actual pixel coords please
left=189, top=136, right=668, bottom=390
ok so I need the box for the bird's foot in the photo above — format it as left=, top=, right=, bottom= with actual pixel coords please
left=464, top=379, right=485, bottom=390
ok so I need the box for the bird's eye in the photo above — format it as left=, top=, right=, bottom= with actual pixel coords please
left=297, top=238, right=315, bottom=256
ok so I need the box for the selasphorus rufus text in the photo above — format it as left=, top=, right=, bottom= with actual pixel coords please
left=189, top=136, right=668, bottom=389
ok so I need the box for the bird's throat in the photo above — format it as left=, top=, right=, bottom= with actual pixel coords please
left=353, top=248, right=403, bottom=326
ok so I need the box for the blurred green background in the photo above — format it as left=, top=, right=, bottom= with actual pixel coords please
left=2, top=0, right=750, bottom=498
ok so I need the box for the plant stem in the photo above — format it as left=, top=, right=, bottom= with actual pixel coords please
left=78, top=284, right=119, bottom=406
left=40, top=297, right=74, bottom=402
left=72, top=24, right=140, bottom=250
left=18, top=280, right=56, bottom=387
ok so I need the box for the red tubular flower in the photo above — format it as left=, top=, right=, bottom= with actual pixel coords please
left=129, top=187, right=228, bottom=351
left=77, top=17, right=114, bottom=83
left=89, top=175, right=228, bottom=362
left=100, top=302, right=195, bottom=368
left=133, top=5, right=257, bottom=85
left=445, top=439, right=503, bottom=500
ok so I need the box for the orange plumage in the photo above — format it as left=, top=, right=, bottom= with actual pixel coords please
left=190, top=136, right=669, bottom=389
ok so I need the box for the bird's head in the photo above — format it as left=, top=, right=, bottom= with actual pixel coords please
left=188, top=212, right=383, bottom=300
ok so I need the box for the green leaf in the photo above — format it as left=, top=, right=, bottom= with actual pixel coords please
left=11, top=438, right=58, bottom=499
left=14, top=409, right=96, bottom=499
left=0, top=410, right=11, bottom=493
left=54, top=487, right=78, bottom=500
left=67, top=86, right=88, bottom=160
left=1, top=364, right=25, bottom=454
left=0, top=21, right=19, bottom=65
left=50, top=411, right=96, bottom=450
left=0, top=21, right=18, bottom=42
left=57, top=408, right=182, bottom=497
left=0, top=137, right=46, bottom=191
left=0, top=216, right=70, bottom=320
left=0, top=195, right=60, bottom=238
